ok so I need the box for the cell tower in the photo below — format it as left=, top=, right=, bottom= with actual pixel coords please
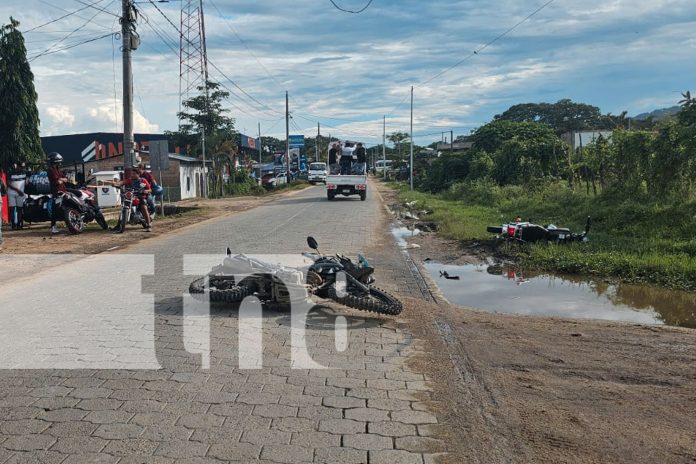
left=179, top=0, right=209, bottom=120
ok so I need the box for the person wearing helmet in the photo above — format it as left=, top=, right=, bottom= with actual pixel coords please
left=47, top=152, right=68, bottom=234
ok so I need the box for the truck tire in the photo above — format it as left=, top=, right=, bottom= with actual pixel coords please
left=360, top=192, right=366, bottom=201
left=327, top=191, right=335, bottom=201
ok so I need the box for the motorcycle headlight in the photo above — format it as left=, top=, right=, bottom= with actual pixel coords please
left=125, top=191, right=133, bottom=200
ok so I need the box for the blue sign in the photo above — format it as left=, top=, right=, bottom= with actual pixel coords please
left=299, top=154, right=307, bottom=171
left=288, top=135, right=305, bottom=147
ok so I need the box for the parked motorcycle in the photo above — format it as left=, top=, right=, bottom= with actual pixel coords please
left=22, top=184, right=107, bottom=234
left=487, top=217, right=591, bottom=244
left=115, top=187, right=149, bottom=233
left=67, top=187, right=108, bottom=230
left=189, top=236, right=403, bottom=315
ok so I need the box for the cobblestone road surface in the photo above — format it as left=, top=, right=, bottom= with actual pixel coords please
left=0, top=182, right=444, bottom=463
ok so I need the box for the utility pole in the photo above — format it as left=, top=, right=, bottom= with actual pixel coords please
left=121, top=0, right=136, bottom=170
left=285, top=90, right=290, bottom=181
left=316, top=122, right=320, bottom=162
left=410, top=86, right=414, bottom=190
left=450, top=130, right=454, bottom=153
left=382, top=115, right=386, bottom=179
left=258, top=122, right=262, bottom=164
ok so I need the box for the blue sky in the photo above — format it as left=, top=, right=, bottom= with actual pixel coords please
left=2, top=0, right=696, bottom=146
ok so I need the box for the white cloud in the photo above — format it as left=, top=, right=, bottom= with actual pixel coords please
left=4, top=0, right=696, bottom=145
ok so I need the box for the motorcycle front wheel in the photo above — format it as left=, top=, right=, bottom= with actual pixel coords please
left=63, top=207, right=85, bottom=234
left=328, top=286, right=402, bottom=315
left=118, top=207, right=128, bottom=233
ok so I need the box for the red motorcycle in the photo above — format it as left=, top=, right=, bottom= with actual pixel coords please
left=487, top=217, right=591, bottom=244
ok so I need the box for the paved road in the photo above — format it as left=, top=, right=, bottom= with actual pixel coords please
left=0, top=183, right=443, bottom=463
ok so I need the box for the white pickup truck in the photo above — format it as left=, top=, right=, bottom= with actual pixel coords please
left=326, top=173, right=367, bottom=201
left=326, top=141, right=367, bottom=201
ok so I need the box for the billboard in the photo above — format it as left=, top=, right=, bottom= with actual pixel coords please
left=288, top=135, right=304, bottom=148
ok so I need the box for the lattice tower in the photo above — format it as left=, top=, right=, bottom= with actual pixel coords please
left=179, top=0, right=209, bottom=123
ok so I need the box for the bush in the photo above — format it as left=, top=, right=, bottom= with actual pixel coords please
left=444, top=179, right=500, bottom=205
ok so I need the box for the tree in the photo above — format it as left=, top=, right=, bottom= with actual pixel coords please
left=166, top=80, right=236, bottom=157
left=387, top=131, right=409, bottom=159
left=494, top=99, right=604, bottom=134
left=0, top=18, right=42, bottom=170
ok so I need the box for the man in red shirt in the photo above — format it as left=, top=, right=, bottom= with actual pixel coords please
left=47, top=152, right=68, bottom=234
left=112, top=168, right=153, bottom=232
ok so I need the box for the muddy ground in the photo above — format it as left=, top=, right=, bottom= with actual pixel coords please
left=0, top=190, right=303, bottom=255
left=373, top=180, right=696, bottom=464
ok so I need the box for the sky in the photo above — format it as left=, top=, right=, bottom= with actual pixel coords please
left=2, top=0, right=696, bottom=147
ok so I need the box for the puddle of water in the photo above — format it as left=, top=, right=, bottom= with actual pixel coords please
left=424, top=262, right=696, bottom=328
left=391, top=227, right=421, bottom=248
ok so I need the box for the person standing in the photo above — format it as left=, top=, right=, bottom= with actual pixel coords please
left=354, top=143, right=367, bottom=175
left=7, top=162, right=28, bottom=229
left=47, top=152, right=68, bottom=234
left=0, top=175, right=6, bottom=251
left=328, top=143, right=339, bottom=175
left=339, top=143, right=354, bottom=175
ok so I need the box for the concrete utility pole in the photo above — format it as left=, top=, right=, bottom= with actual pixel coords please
left=410, top=86, right=414, bottom=190
left=121, top=0, right=136, bottom=170
left=382, top=115, right=386, bottom=179
left=451, top=130, right=454, bottom=153
left=258, top=122, right=262, bottom=164
left=316, top=122, right=320, bottom=162
left=285, top=91, right=290, bottom=181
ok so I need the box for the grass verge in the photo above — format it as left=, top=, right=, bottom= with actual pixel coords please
left=389, top=180, right=696, bottom=291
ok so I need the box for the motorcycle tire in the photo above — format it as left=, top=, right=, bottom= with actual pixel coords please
left=118, top=208, right=128, bottom=233
left=95, top=211, right=109, bottom=230
left=63, top=207, right=85, bottom=234
left=328, top=286, right=403, bottom=315
left=189, top=276, right=251, bottom=303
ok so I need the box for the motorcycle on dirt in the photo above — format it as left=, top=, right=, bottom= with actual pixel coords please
left=67, top=187, right=109, bottom=230
left=22, top=185, right=108, bottom=234
left=487, top=217, right=591, bottom=244
left=189, top=236, right=403, bottom=315
left=115, top=187, right=149, bottom=233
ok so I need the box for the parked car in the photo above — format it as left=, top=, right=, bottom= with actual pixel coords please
left=261, top=172, right=288, bottom=189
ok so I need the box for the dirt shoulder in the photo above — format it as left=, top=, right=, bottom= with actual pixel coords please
left=372, top=178, right=696, bottom=463
left=0, top=187, right=309, bottom=255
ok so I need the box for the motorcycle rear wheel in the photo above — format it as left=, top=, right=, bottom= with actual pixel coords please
left=189, top=276, right=251, bottom=303
left=328, top=286, right=402, bottom=315
left=64, top=207, right=85, bottom=234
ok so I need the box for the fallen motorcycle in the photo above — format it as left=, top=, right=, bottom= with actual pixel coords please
left=487, top=217, right=591, bottom=244
left=189, top=236, right=403, bottom=315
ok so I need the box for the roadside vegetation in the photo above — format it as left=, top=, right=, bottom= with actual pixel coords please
left=395, top=97, right=696, bottom=291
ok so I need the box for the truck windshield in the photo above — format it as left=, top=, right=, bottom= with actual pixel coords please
left=309, top=163, right=326, bottom=170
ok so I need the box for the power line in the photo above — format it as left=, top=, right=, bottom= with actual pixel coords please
left=29, top=0, right=116, bottom=61
left=28, top=31, right=115, bottom=61
left=145, top=0, right=283, bottom=116
left=328, top=0, right=374, bottom=14
left=420, top=0, right=555, bottom=86
left=24, top=0, right=112, bottom=33
left=73, top=0, right=120, bottom=18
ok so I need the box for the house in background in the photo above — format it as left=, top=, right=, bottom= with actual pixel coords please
left=561, top=130, right=613, bottom=151
left=41, top=132, right=209, bottom=202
